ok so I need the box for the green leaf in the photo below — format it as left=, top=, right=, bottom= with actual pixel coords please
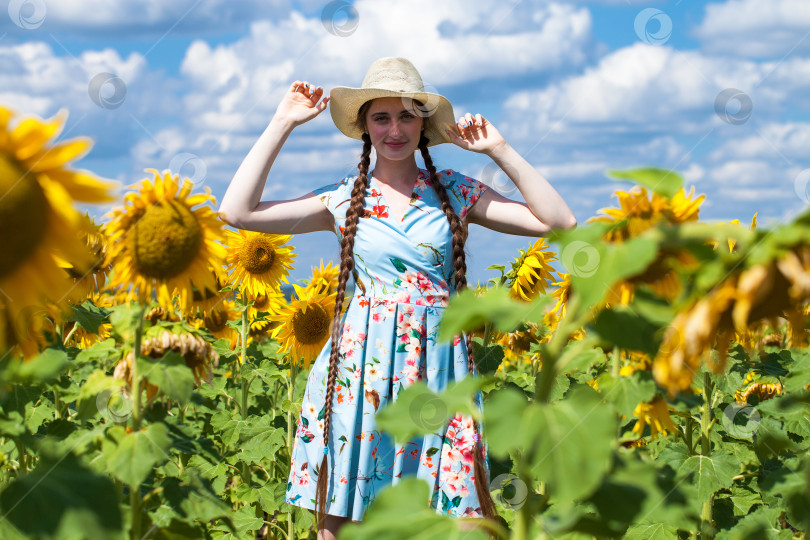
left=589, top=307, right=662, bottom=357
left=525, top=385, right=617, bottom=505
left=69, top=300, right=109, bottom=335
left=108, top=302, right=143, bottom=341
left=470, top=338, right=504, bottom=375
left=376, top=376, right=489, bottom=443
left=624, top=521, right=681, bottom=540
left=437, top=286, right=552, bottom=342
left=0, top=448, right=122, bottom=538
left=482, top=388, right=529, bottom=457
left=606, top=167, right=683, bottom=198
left=557, top=338, right=606, bottom=375
left=105, top=422, right=172, bottom=485
left=2, top=348, right=69, bottom=385
left=336, top=477, right=487, bottom=540
left=596, top=371, right=657, bottom=419
left=676, top=452, right=738, bottom=503
left=137, top=351, right=195, bottom=405
left=72, top=370, right=127, bottom=421
left=390, top=257, right=408, bottom=273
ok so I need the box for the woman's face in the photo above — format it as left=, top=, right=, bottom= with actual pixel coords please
left=365, top=97, right=424, bottom=161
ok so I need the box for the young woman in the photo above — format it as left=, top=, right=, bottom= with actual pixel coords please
left=218, top=57, right=576, bottom=539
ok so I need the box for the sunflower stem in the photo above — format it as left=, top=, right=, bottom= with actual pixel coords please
left=286, top=357, right=298, bottom=540
left=129, top=303, right=146, bottom=540
left=699, top=370, right=714, bottom=539
left=611, top=345, right=621, bottom=378
left=240, top=308, right=249, bottom=419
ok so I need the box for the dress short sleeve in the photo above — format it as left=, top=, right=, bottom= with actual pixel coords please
left=439, top=169, right=490, bottom=220
left=311, top=175, right=355, bottom=237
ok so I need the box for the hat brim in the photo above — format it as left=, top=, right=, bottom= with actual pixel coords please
left=329, top=86, right=457, bottom=147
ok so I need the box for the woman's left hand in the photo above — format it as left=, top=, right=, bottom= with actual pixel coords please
left=445, top=113, right=507, bottom=155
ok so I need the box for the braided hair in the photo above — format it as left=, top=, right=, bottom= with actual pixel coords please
left=313, top=99, right=497, bottom=532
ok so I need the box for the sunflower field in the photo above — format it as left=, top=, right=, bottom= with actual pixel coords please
left=1, top=106, right=808, bottom=540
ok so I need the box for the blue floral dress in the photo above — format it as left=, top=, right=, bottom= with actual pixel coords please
left=285, top=167, right=491, bottom=521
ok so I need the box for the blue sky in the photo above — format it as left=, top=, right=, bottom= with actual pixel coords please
left=2, top=0, right=809, bottom=287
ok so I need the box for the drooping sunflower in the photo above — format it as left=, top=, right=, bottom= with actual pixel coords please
left=271, top=284, right=336, bottom=369
left=223, top=229, right=296, bottom=297
left=189, top=299, right=241, bottom=350
left=507, top=238, right=559, bottom=302
left=103, top=169, right=226, bottom=315
left=0, top=106, right=115, bottom=357
left=631, top=396, right=678, bottom=439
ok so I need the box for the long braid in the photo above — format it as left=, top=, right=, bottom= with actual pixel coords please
left=418, top=133, right=499, bottom=525
left=314, top=132, right=372, bottom=531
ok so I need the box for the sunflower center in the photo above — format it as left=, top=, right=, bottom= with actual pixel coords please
left=292, top=304, right=330, bottom=345
left=130, top=199, right=202, bottom=279
left=239, top=237, right=276, bottom=274
left=204, top=309, right=227, bottom=332
left=0, top=153, right=49, bottom=278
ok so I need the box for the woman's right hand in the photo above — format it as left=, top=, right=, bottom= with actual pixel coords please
left=274, top=80, right=329, bottom=127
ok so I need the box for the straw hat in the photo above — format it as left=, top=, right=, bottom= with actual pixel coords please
left=329, top=57, right=457, bottom=147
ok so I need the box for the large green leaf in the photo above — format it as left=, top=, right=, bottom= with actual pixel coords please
left=69, top=299, right=109, bottom=335
left=1, top=348, right=69, bottom=385
left=676, top=452, right=738, bottom=503
left=0, top=447, right=122, bottom=538
left=606, top=167, right=683, bottom=198
left=524, top=385, right=617, bottom=505
left=596, top=371, right=657, bottom=419
left=105, top=422, right=172, bottom=485
left=336, top=477, right=487, bottom=540
left=376, top=376, right=489, bottom=443
left=137, top=351, right=195, bottom=405
left=589, top=307, right=661, bottom=357
left=481, top=387, right=529, bottom=457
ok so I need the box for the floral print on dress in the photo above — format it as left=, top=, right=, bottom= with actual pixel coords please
left=285, top=168, right=490, bottom=521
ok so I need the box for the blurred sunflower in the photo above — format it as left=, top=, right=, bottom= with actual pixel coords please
left=588, top=185, right=705, bottom=306
left=632, top=396, right=678, bottom=439
left=54, top=213, right=111, bottom=300
left=734, top=371, right=783, bottom=403
left=0, top=106, right=115, bottom=357
left=494, top=322, right=543, bottom=368
left=551, top=273, right=571, bottom=316
left=271, top=284, right=336, bottom=369
left=224, top=229, right=296, bottom=297
left=103, top=169, right=226, bottom=315
left=710, top=212, right=758, bottom=253
left=507, top=238, right=558, bottom=302
left=183, top=269, right=227, bottom=316
left=64, top=319, right=112, bottom=349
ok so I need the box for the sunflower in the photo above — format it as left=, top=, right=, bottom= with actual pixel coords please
left=246, top=288, right=287, bottom=335
left=64, top=320, right=112, bottom=349
left=632, top=396, right=678, bottom=439
left=271, top=284, right=336, bottom=369
left=710, top=212, right=758, bottom=253
left=0, top=106, right=115, bottom=358
left=54, top=213, right=111, bottom=300
left=619, top=351, right=653, bottom=377
left=224, top=229, right=296, bottom=297
left=507, top=238, right=559, bottom=302
left=734, top=371, right=783, bottom=403
left=103, top=169, right=226, bottom=315
left=494, top=322, right=543, bottom=367
left=183, top=269, right=227, bottom=316
left=113, top=326, right=220, bottom=400
left=304, top=260, right=340, bottom=297
left=587, top=185, right=705, bottom=306
left=551, top=273, right=571, bottom=316
left=189, top=299, right=241, bottom=350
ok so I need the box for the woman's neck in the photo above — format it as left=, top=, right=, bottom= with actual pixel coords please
left=370, top=156, right=420, bottom=191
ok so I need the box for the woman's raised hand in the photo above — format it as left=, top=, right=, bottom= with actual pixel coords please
left=275, top=80, right=330, bottom=127
left=444, top=112, right=507, bottom=156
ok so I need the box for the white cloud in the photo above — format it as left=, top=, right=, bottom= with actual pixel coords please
left=693, top=0, right=810, bottom=58
left=709, top=121, right=810, bottom=163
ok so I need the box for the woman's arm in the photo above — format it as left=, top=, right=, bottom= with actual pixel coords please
left=218, top=81, right=333, bottom=234
left=446, top=113, right=577, bottom=236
